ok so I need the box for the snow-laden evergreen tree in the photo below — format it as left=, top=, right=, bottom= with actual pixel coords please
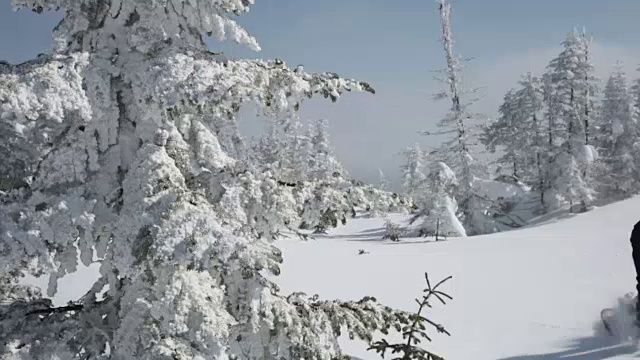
left=250, top=114, right=406, bottom=233
left=308, top=119, right=343, bottom=182
left=297, top=177, right=353, bottom=233
left=631, top=66, right=640, bottom=121
left=254, top=117, right=285, bottom=171
left=427, top=0, right=496, bottom=235
left=378, top=168, right=388, bottom=191
left=549, top=151, right=595, bottom=211
left=285, top=117, right=313, bottom=183
left=595, top=62, right=639, bottom=196
left=599, top=63, right=629, bottom=155
left=0, top=1, right=414, bottom=359
left=483, top=89, right=520, bottom=176
left=482, top=73, right=547, bottom=208
left=400, top=143, right=427, bottom=204
left=413, top=162, right=466, bottom=239
left=254, top=114, right=311, bottom=184
left=543, top=28, right=599, bottom=212
left=363, top=169, right=395, bottom=217
left=297, top=176, right=409, bottom=232
left=382, top=217, right=404, bottom=242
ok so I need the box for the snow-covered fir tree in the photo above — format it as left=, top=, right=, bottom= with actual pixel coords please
left=483, top=89, right=520, bottom=176
left=596, top=62, right=639, bottom=196
left=550, top=151, right=595, bottom=211
left=382, top=217, right=404, bottom=241
left=254, top=116, right=285, bottom=172
left=254, top=114, right=311, bottom=184
left=543, top=28, right=599, bottom=212
left=250, top=114, right=406, bottom=233
left=487, top=30, right=600, bottom=213
left=285, top=117, right=313, bottom=183
left=308, top=118, right=343, bottom=181
left=482, top=73, right=547, bottom=208
left=413, top=162, right=466, bottom=239
left=0, top=1, right=411, bottom=359
left=400, top=143, right=426, bottom=204
left=378, top=168, right=388, bottom=191
left=427, top=0, right=497, bottom=235
left=361, top=170, right=385, bottom=219
left=631, top=66, right=640, bottom=121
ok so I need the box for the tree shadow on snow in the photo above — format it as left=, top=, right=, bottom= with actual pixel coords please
left=332, top=228, right=387, bottom=242
left=521, top=211, right=578, bottom=230
left=498, top=318, right=640, bottom=360
left=497, top=336, right=638, bottom=360
left=331, top=228, right=446, bottom=245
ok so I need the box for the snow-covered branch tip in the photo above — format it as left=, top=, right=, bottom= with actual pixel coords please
left=368, top=272, right=452, bottom=360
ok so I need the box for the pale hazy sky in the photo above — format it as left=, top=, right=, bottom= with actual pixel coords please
left=2, top=1, right=640, bottom=190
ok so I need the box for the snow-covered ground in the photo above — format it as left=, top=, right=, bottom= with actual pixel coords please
left=30, top=195, right=640, bottom=359
left=273, top=195, right=640, bottom=359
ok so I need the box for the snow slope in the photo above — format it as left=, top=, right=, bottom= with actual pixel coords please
left=274, top=196, right=640, bottom=359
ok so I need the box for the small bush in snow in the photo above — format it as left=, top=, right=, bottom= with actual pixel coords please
left=383, top=219, right=404, bottom=242
left=411, top=162, right=466, bottom=239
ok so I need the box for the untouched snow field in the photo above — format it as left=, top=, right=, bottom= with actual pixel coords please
left=274, top=195, right=640, bottom=359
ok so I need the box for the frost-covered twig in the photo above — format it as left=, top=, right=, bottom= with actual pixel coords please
left=368, top=272, right=452, bottom=360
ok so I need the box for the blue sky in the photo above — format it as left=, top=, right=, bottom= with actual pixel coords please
left=2, top=1, right=640, bottom=188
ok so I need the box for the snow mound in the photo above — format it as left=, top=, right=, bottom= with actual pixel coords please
left=473, top=176, right=528, bottom=201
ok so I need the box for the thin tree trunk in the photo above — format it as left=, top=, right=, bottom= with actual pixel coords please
left=583, top=36, right=591, bottom=145
left=537, top=152, right=545, bottom=208
left=439, top=0, right=474, bottom=231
